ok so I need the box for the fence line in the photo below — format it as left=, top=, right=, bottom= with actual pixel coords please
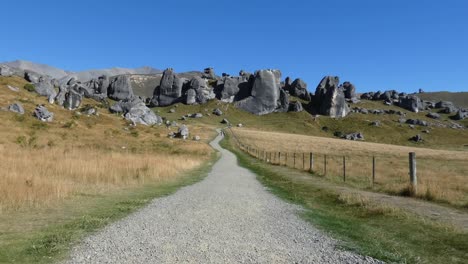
left=225, top=128, right=420, bottom=194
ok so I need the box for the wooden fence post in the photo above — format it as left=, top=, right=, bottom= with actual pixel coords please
left=309, top=153, right=314, bottom=172
left=343, top=156, right=346, bottom=182
left=285, top=153, right=288, bottom=167
left=303, top=153, right=305, bottom=170
left=409, top=152, right=417, bottom=194
left=372, top=156, right=375, bottom=186
left=324, top=155, right=327, bottom=176
left=293, top=153, right=296, bottom=168
left=279, top=152, right=281, bottom=166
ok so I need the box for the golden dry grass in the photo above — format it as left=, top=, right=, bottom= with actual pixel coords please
left=231, top=128, right=468, bottom=207
left=0, top=76, right=214, bottom=211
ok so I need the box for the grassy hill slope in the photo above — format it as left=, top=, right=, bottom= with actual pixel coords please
left=414, top=91, right=468, bottom=108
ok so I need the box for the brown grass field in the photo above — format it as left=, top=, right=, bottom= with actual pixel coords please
left=230, top=128, right=468, bottom=207
left=0, top=76, right=214, bottom=211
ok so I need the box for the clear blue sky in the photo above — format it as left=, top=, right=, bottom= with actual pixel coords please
left=1, top=0, right=467, bottom=93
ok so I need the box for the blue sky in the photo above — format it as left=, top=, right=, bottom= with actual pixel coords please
left=1, top=0, right=467, bottom=93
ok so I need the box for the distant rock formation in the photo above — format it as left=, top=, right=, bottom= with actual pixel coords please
left=312, top=76, right=350, bottom=118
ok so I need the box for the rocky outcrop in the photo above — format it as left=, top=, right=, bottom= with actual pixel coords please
left=190, top=76, right=215, bottom=104
left=111, top=97, right=162, bottom=126
left=289, top=78, right=309, bottom=100
left=176, top=125, right=189, bottom=139
left=34, top=77, right=57, bottom=103
left=454, top=109, right=468, bottom=120
left=203, top=67, right=216, bottom=79
left=235, top=69, right=283, bottom=115
left=34, top=105, right=54, bottom=122
left=108, top=75, right=134, bottom=100
left=398, top=95, right=423, bottom=113
left=64, top=89, right=82, bottom=110
left=0, top=65, right=15, bottom=76
left=342, top=81, right=356, bottom=99
left=313, top=76, right=349, bottom=118
left=151, top=68, right=184, bottom=106
left=185, top=89, right=196, bottom=105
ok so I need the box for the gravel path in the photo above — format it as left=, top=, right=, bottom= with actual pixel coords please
left=65, top=132, right=382, bottom=264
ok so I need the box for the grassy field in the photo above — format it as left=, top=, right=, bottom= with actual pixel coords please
left=0, top=76, right=218, bottom=263
left=229, top=128, right=468, bottom=208
left=221, top=133, right=468, bottom=264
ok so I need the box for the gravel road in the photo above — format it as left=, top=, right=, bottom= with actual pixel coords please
left=65, top=132, right=382, bottom=263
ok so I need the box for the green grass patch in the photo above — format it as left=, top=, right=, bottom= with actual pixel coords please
left=0, top=152, right=219, bottom=264
left=220, top=133, right=468, bottom=264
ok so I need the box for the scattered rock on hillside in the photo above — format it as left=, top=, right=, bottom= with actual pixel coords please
left=371, top=120, right=381, bottom=127
left=7, top=85, right=19, bottom=92
left=193, top=135, right=201, bottom=141
left=34, top=105, right=54, bottom=122
left=8, top=103, right=24, bottom=114
left=313, top=76, right=349, bottom=118
left=221, top=118, right=230, bottom=124
left=342, top=132, right=364, bottom=141
left=125, top=104, right=162, bottom=126
left=213, top=108, right=223, bottom=116
left=426, top=112, right=440, bottom=119
left=406, top=119, right=428, bottom=126
left=237, top=123, right=243, bottom=127
left=410, top=134, right=423, bottom=142
left=191, top=113, right=203, bottom=118
left=176, top=125, right=189, bottom=139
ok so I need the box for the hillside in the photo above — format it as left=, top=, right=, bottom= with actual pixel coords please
left=413, top=91, right=468, bottom=108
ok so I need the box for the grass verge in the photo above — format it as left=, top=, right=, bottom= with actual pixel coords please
left=0, top=151, right=219, bottom=264
left=220, top=133, right=468, bottom=264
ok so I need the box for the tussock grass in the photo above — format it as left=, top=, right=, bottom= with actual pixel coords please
left=231, top=128, right=468, bottom=207
left=0, top=145, right=204, bottom=211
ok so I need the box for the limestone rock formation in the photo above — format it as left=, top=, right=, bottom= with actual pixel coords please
left=108, top=75, right=134, bottom=100
left=399, top=95, right=423, bottom=113
left=313, top=76, right=349, bottom=118
left=235, top=69, right=283, bottom=115
left=8, top=103, right=24, bottom=114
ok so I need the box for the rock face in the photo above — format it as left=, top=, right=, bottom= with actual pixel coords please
left=8, top=103, right=24, bottom=114
left=399, top=95, right=423, bottom=113
left=203, top=67, right=216, bottom=79
left=0, top=65, right=14, bottom=76
left=110, top=97, right=143, bottom=113
left=25, top=71, right=41, bottom=83
left=190, top=77, right=215, bottom=104
left=185, top=89, right=197, bottom=105
left=411, top=134, right=423, bottom=142
left=152, top=68, right=183, bottom=106
left=235, top=69, right=283, bottom=115
left=313, top=76, right=349, bottom=118
left=108, top=75, right=134, bottom=100
left=34, top=105, right=54, bottom=122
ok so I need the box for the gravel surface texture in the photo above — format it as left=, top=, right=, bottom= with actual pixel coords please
left=65, top=132, right=382, bottom=263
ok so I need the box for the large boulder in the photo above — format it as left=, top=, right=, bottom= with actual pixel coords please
left=190, top=76, right=215, bottom=104
left=0, top=65, right=14, bottom=76
left=399, top=95, right=423, bottom=113
left=342, top=81, right=356, bottom=99
left=25, top=71, right=42, bottom=83
left=235, top=69, right=283, bottom=115
left=152, top=68, right=184, bottom=106
left=64, top=89, right=82, bottom=110
left=34, top=77, right=57, bottom=103
left=313, top=76, right=349, bottom=118
left=454, top=109, right=468, bottom=120
left=289, top=78, right=309, bottom=100
left=203, top=67, right=216, bottom=79
left=435, top=101, right=456, bottom=109
left=108, top=75, right=134, bottom=100
left=8, top=103, right=24, bottom=114
left=124, top=104, right=162, bottom=126
left=217, top=77, right=241, bottom=103
left=110, top=97, right=143, bottom=113
left=33, top=105, right=54, bottom=122
left=185, top=89, right=196, bottom=105
left=176, top=125, right=189, bottom=139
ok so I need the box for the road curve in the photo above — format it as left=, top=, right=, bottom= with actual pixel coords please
left=65, top=132, right=381, bottom=264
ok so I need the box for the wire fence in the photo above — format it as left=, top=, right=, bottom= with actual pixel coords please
left=225, top=128, right=468, bottom=207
